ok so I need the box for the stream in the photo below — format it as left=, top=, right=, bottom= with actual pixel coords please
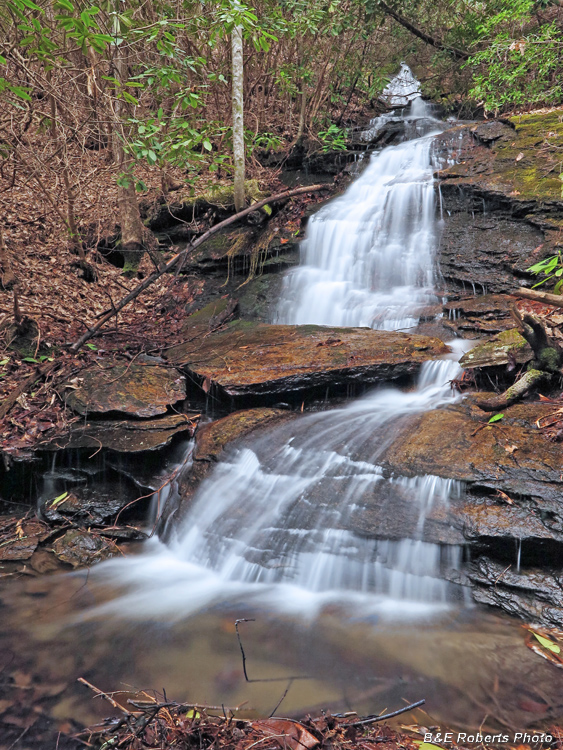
left=2, top=72, right=563, bottom=742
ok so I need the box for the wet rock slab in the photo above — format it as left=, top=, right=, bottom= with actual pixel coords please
left=65, top=360, right=185, bottom=417
left=467, top=557, right=563, bottom=627
left=168, top=408, right=296, bottom=527
left=165, top=322, right=450, bottom=401
left=382, top=400, right=563, bottom=507
left=37, top=413, right=199, bottom=453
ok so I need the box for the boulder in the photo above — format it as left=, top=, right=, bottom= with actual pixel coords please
left=65, top=360, right=186, bottom=417
left=165, top=322, right=450, bottom=403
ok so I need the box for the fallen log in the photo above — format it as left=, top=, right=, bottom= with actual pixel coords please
left=511, top=287, right=563, bottom=308
left=476, top=368, right=549, bottom=411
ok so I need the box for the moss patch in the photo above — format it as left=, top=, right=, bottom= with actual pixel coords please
left=438, top=108, right=563, bottom=209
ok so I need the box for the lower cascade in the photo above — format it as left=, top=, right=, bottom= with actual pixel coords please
left=92, top=78, right=474, bottom=620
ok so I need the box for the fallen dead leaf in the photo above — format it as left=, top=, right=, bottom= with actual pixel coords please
left=252, top=719, right=319, bottom=750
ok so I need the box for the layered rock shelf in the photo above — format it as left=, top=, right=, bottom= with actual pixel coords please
left=165, top=322, right=450, bottom=402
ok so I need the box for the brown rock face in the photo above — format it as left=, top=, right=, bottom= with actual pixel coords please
left=65, top=361, right=186, bottom=417
left=165, top=321, right=450, bottom=402
left=434, top=111, right=563, bottom=294
left=38, top=413, right=199, bottom=453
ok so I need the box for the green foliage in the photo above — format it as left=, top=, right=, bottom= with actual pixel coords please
left=317, top=123, right=347, bottom=152
left=532, top=631, right=561, bottom=654
left=466, top=0, right=563, bottom=111
left=488, top=413, right=504, bottom=424
left=252, top=132, right=283, bottom=152
left=527, top=251, right=563, bottom=293
left=49, top=491, right=69, bottom=508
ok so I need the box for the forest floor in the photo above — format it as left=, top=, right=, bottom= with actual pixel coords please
left=73, top=690, right=563, bottom=750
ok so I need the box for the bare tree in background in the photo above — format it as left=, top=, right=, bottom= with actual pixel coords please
left=231, top=5, right=245, bottom=212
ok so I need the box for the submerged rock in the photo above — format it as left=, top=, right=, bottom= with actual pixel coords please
left=165, top=322, right=450, bottom=403
left=65, top=360, right=186, bottom=417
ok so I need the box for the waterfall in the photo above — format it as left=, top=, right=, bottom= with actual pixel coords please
left=91, top=68, right=470, bottom=621
left=276, top=98, right=444, bottom=330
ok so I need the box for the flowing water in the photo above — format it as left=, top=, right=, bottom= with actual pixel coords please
left=87, top=92, right=464, bottom=619
left=2, top=72, right=563, bottom=738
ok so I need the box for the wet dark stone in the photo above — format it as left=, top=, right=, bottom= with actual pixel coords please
left=41, top=480, right=140, bottom=526
left=437, top=202, right=544, bottom=294
left=37, top=413, right=199, bottom=453
left=442, top=294, right=518, bottom=337
left=468, top=556, right=563, bottom=627
left=51, top=529, right=119, bottom=568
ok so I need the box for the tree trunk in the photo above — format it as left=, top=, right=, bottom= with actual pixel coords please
left=112, top=42, right=144, bottom=276
left=296, top=38, right=306, bottom=142
left=232, top=20, right=245, bottom=212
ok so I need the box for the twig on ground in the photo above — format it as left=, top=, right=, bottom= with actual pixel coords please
left=348, top=699, right=426, bottom=727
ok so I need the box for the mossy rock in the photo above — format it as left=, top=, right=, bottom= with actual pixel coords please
left=459, top=328, right=533, bottom=369
left=438, top=108, right=563, bottom=209
left=191, top=226, right=257, bottom=267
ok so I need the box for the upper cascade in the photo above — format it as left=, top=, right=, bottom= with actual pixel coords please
left=277, top=65, right=448, bottom=331
left=381, top=62, right=421, bottom=107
